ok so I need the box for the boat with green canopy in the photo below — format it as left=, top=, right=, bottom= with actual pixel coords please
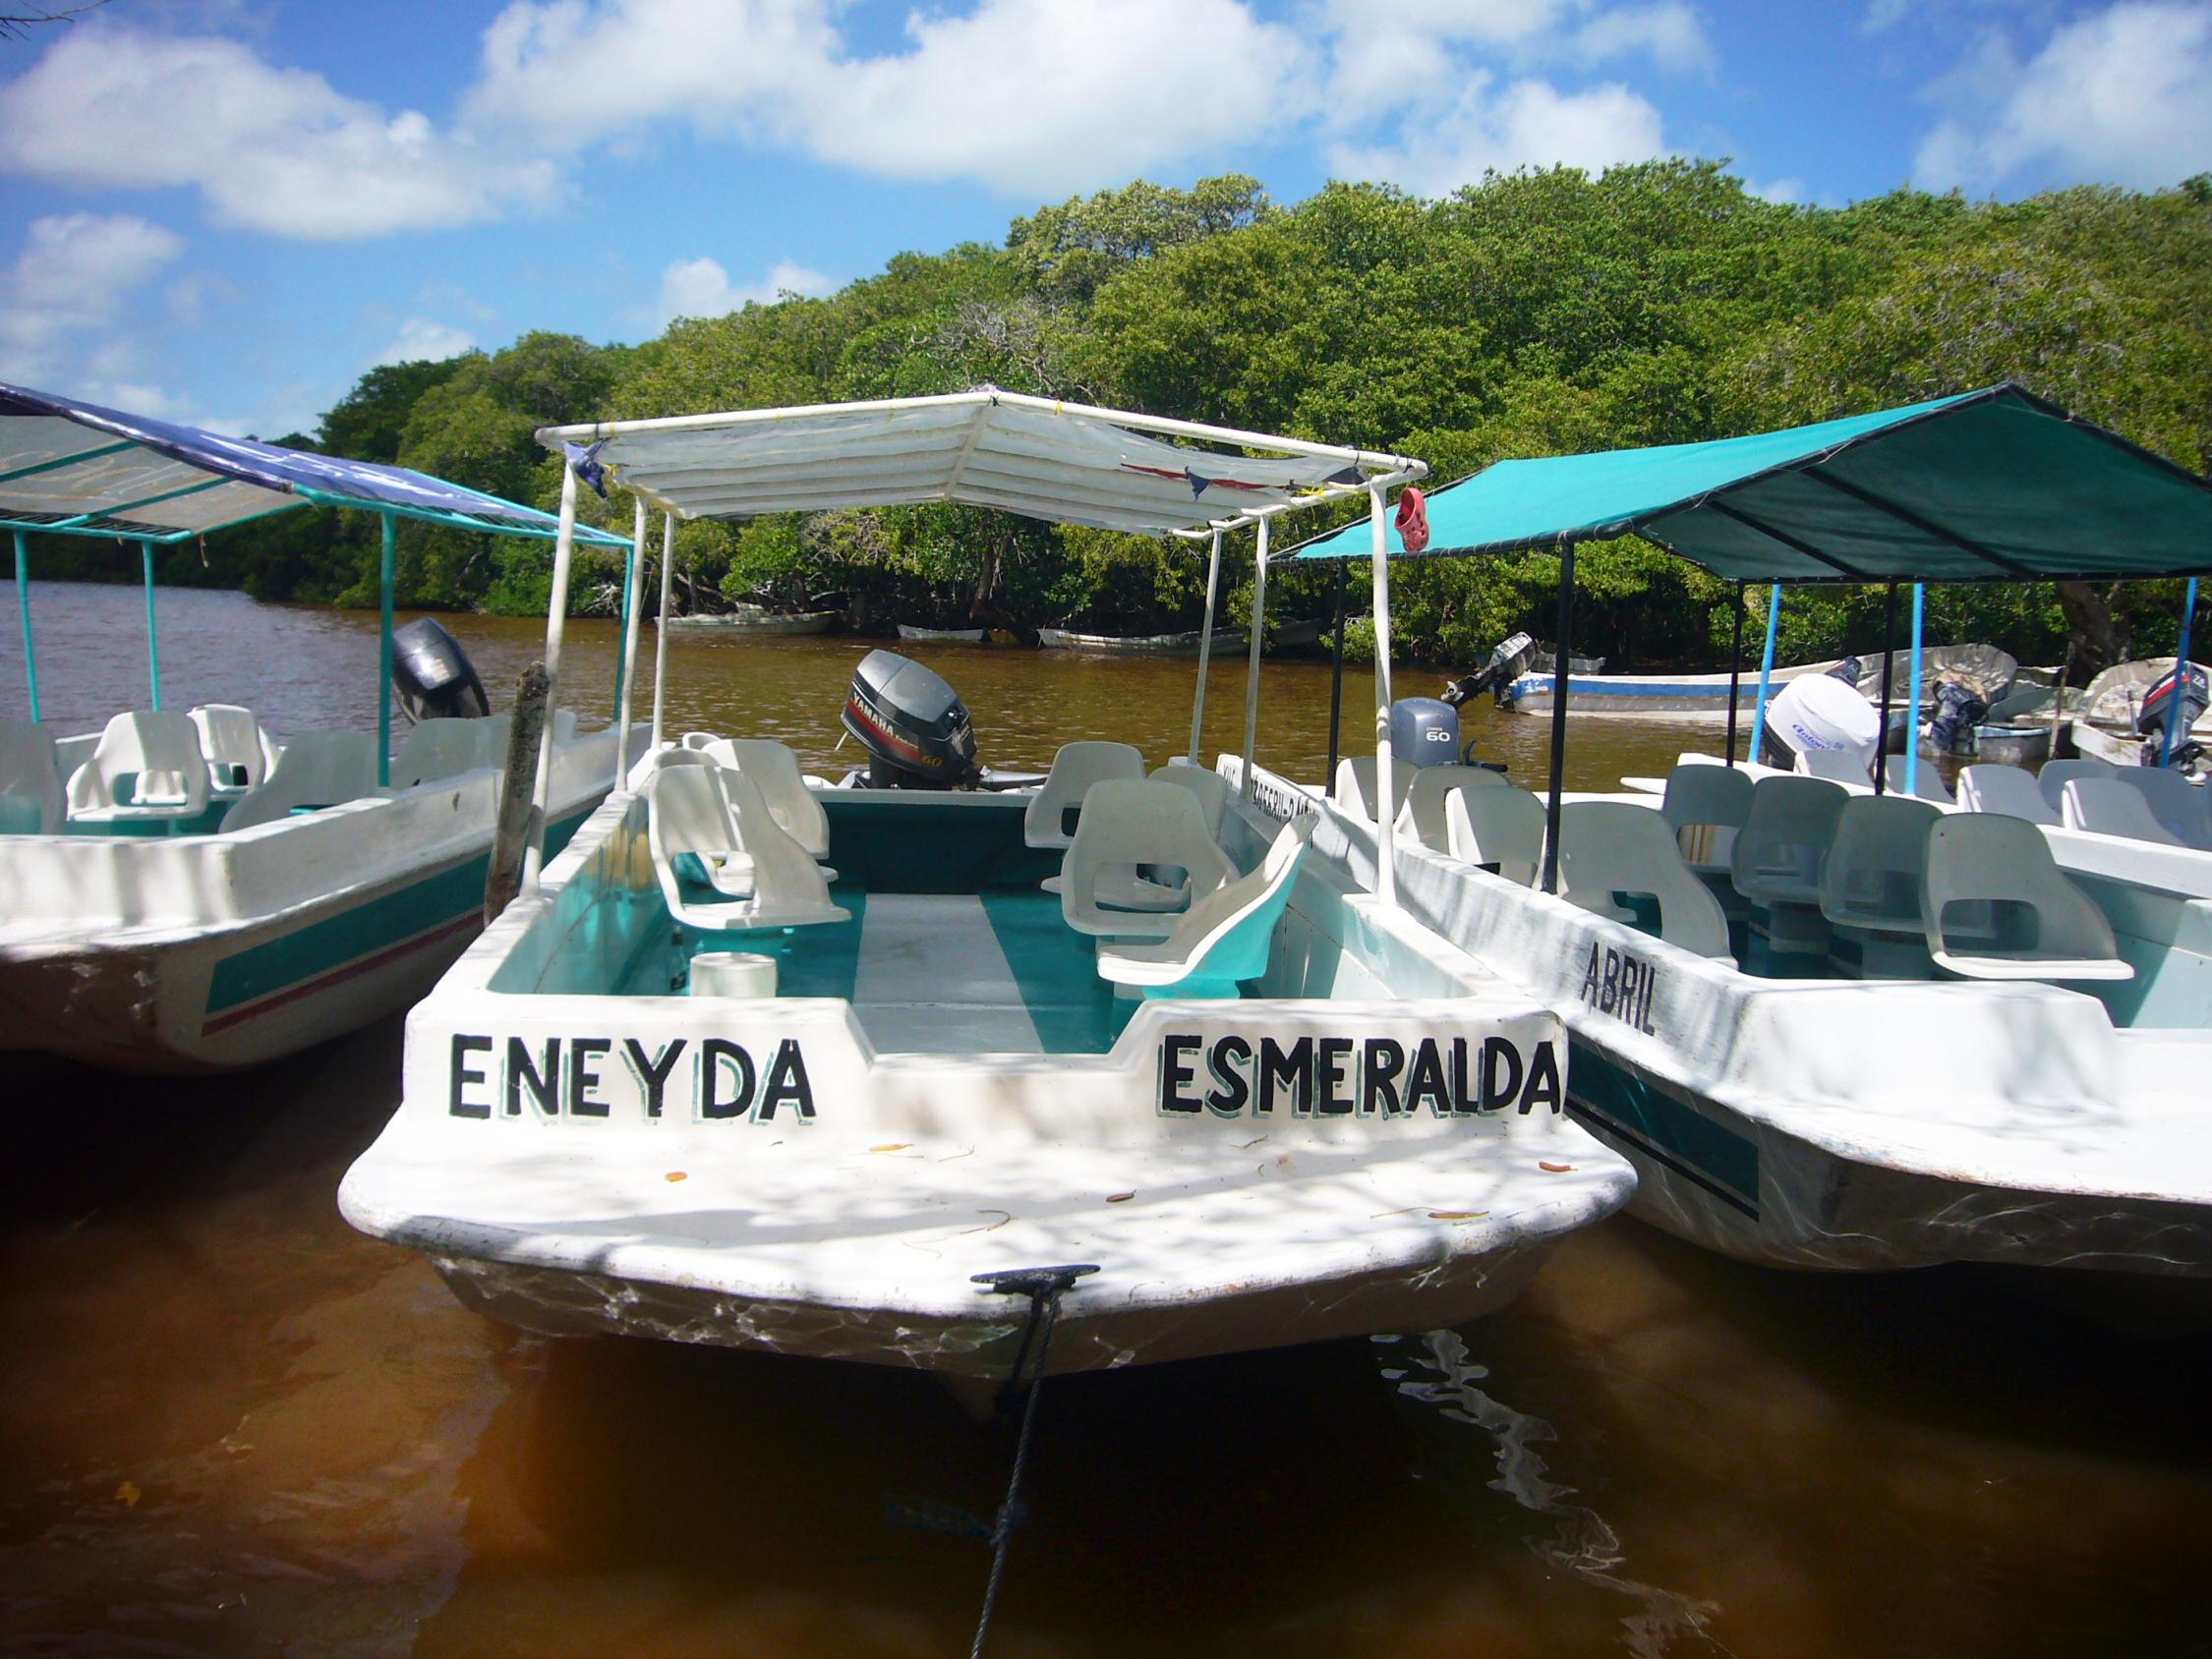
left=0, top=380, right=638, bottom=1071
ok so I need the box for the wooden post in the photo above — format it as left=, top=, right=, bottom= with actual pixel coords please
left=486, top=663, right=550, bottom=924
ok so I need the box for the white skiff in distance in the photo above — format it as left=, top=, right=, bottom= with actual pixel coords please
left=665, top=607, right=837, bottom=635
left=896, top=623, right=988, bottom=643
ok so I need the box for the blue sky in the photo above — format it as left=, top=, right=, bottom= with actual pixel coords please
left=2, top=0, right=2207, bottom=444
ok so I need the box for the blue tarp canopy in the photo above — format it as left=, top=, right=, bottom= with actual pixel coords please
left=0, top=379, right=627, bottom=545
left=1292, top=384, right=2212, bottom=584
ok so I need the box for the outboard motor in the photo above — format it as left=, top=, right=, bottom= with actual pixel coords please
left=1390, top=697, right=1460, bottom=770
left=390, top=617, right=489, bottom=721
left=1443, top=632, right=1535, bottom=707
left=841, top=649, right=979, bottom=789
left=2135, top=661, right=2209, bottom=740
left=1927, top=680, right=1988, bottom=754
left=1827, top=655, right=1864, bottom=687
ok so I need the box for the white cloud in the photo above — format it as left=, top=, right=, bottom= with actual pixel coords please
left=1571, top=4, right=1716, bottom=74
left=0, top=25, right=558, bottom=239
left=1862, top=0, right=1914, bottom=32
left=1914, top=2, right=2212, bottom=190
left=0, top=213, right=185, bottom=384
left=370, top=317, right=480, bottom=368
left=657, top=257, right=834, bottom=324
left=1745, top=175, right=1808, bottom=204
left=1331, top=75, right=1671, bottom=198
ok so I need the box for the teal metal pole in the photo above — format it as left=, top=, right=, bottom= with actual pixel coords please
left=12, top=530, right=35, bottom=721
left=378, top=513, right=396, bottom=787
left=1904, top=585, right=1925, bottom=796
left=2160, top=577, right=2198, bottom=768
left=141, top=539, right=161, bottom=710
left=1749, top=584, right=1780, bottom=769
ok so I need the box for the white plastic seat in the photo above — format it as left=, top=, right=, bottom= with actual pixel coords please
left=477, top=713, right=513, bottom=767
left=1955, top=764, right=2058, bottom=826
left=65, top=712, right=211, bottom=823
left=0, top=718, right=65, bottom=833
left=1659, top=763, right=1753, bottom=874
left=1921, top=815, right=2132, bottom=981
left=551, top=708, right=579, bottom=744
left=2061, top=778, right=2183, bottom=845
left=680, top=731, right=718, bottom=751
left=1555, top=802, right=1731, bottom=957
left=1903, top=763, right=1956, bottom=806
left=1149, top=762, right=1231, bottom=839
left=1394, top=764, right=1504, bottom=852
left=1819, top=795, right=1941, bottom=940
left=701, top=737, right=832, bottom=860
left=1097, top=814, right=1315, bottom=999
left=219, top=730, right=381, bottom=831
left=2106, top=767, right=2212, bottom=849
left=1794, top=746, right=1872, bottom=785
left=647, top=765, right=847, bottom=933
left=2035, top=756, right=2116, bottom=815
left=1730, top=775, right=1848, bottom=956
left=189, top=704, right=279, bottom=791
left=1023, top=741, right=1144, bottom=849
left=1331, top=754, right=1414, bottom=825
left=1443, top=784, right=1546, bottom=887
left=389, top=718, right=492, bottom=790
left=1059, top=778, right=1237, bottom=940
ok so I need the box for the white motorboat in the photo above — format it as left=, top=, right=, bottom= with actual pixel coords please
left=339, top=390, right=1635, bottom=1381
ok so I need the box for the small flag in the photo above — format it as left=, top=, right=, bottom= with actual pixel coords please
left=562, top=439, right=610, bottom=500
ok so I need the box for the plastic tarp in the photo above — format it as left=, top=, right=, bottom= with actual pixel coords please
left=0, top=380, right=626, bottom=544
left=1292, top=384, right=2212, bottom=584
left=540, top=390, right=1385, bottom=537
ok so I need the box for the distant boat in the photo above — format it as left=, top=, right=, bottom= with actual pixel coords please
left=2067, top=658, right=2212, bottom=766
left=1499, top=644, right=2013, bottom=722
left=897, top=623, right=987, bottom=643
left=668, top=608, right=837, bottom=636
left=1036, top=625, right=1244, bottom=656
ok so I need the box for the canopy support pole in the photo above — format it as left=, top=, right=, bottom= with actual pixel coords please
left=140, top=540, right=161, bottom=711
left=2162, top=576, right=2199, bottom=768
left=1369, top=485, right=1396, bottom=910
left=651, top=512, right=676, bottom=754
left=12, top=531, right=36, bottom=722
left=1542, top=542, right=1574, bottom=894
left=1904, top=585, right=1926, bottom=797
left=1750, top=586, right=1780, bottom=770
left=378, top=514, right=395, bottom=787
left=1325, top=557, right=1348, bottom=785
left=524, top=463, right=581, bottom=890
left=1874, top=582, right=1898, bottom=795
left=1239, top=518, right=1268, bottom=800
left=613, top=496, right=647, bottom=788
left=1725, top=580, right=1745, bottom=765
left=1188, top=527, right=1223, bottom=764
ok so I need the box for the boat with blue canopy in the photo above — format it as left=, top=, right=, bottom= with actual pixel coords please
left=0, top=380, right=638, bottom=1071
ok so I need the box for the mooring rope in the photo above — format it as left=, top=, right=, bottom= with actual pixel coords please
left=965, top=1263, right=1097, bottom=1659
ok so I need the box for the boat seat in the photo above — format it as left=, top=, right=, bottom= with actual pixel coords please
left=2105, top=767, right=2212, bottom=849
left=0, top=719, right=65, bottom=834
left=189, top=704, right=279, bottom=791
left=1730, top=775, right=1848, bottom=957
left=1955, top=764, right=2058, bottom=825
left=219, top=730, right=381, bottom=831
left=1023, top=740, right=1144, bottom=849
left=1659, top=763, right=1753, bottom=874
left=65, top=712, right=211, bottom=822
left=389, top=718, right=492, bottom=790
left=1444, top=784, right=1546, bottom=887
left=1059, top=779, right=1237, bottom=939
left=1921, top=815, right=2131, bottom=981
left=1819, top=796, right=1942, bottom=974
left=1794, top=747, right=1872, bottom=785
left=1904, top=765, right=1955, bottom=805
left=2061, top=778, right=2183, bottom=846
left=2035, top=756, right=2116, bottom=815
left=551, top=708, right=578, bottom=743
left=647, top=764, right=847, bottom=933
left=1555, top=802, right=1731, bottom=957
left=1097, top=813, right=1315, bottom=999
left=1331, top=754, right=1414, bottom=825
left=680, top=731, right=718, bottom=751
left=1149, top=761, right=1231, bottom=839
left=700, top=737, right=832, bottom=860
left=478, top=713, right=513, bottom=766
left=1395, top=764, right=1504, bottom=852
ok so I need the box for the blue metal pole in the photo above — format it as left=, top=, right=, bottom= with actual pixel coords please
left=1749, top=584, right=1780, bottom=769
left=378, top=513, right=395, bottom=788
left=12, top=530, right=35, bottom=722
left=2160, top=576, right=2198, bottom=768
left=141, top=539, right=161, bottom=710
left=1904, top=585, right=1925, bottom=796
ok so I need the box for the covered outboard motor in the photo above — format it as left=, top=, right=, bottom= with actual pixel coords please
left=390, top=617, right=489, bottom=722
left=1765, top=670, right=1880, bottom=762
left=1926, top=680, right=1988, bottom=754
left=841, top=649, right=979, bottom=789
left=2136, top=661, right=2209, bottom=739
left=1390, top=697, right=1460, bottom=770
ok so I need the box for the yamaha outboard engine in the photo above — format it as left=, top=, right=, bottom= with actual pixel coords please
left=390, top=617, right=489, bottom=721
left=1927, top=680, right=1988, bottom=754
left=842, top=649, right=979, bottom=789
left=2136, top=661, right=2209, bottom=740
left=1390, top=697, right=1460, bottom=770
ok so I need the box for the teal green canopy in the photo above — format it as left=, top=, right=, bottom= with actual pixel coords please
left=1292, top=384, right=2212, bottom=584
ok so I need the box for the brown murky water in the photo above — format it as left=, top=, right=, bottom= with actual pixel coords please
left=5, top=584, right=2211, bottom=1658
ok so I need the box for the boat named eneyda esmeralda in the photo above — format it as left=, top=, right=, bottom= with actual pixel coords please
left=339, top=769, right=1633, bottom=1377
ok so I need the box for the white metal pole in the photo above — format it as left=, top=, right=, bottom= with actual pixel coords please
left=651, top=511, right=676, bottom=753
left=1240, top=517, right=1268, bottom=800
left=1368, top=484, right=1396, bottom=909
left=613, top=495, right=647, bottom=789
left=523, top=461, right=580, bottom=889
left=1188, top=527, right=1223, bottom=764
